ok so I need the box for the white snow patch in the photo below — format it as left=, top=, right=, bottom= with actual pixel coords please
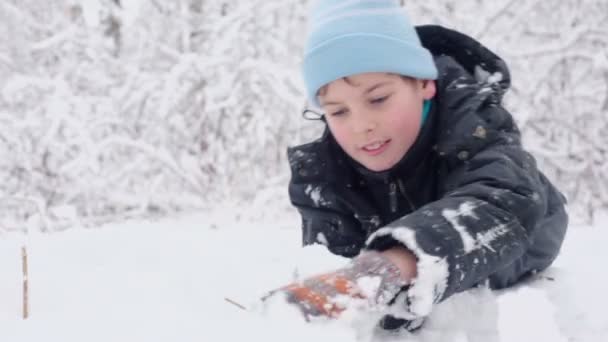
left=316, top=232, right=328, bottom=245
left=475, top=223, right=510, bottom=252
left=454, top=83, right=473, bottom=89
left=78, top=0, right=102, bottom=27
left=474, top=65, right=503, bottom=84
left=478, top=87, right=492, bottom=94
left=305, top=184, right=326, bottom=207
left=442, top=202, right=479, bottom=253
left=356, top=275, right=382, bottom=300
left=367, top=227, right=449, bottom=319
left=0, top=211, right=606, bottom=341
left=498, top=287, right=568, bottom=342
left=487, top=73, right=503, bottom=84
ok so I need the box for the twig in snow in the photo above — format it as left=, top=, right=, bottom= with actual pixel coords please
left=224, top=297, right=248, bottom=311
left=22, top=246, right=29, bottom=319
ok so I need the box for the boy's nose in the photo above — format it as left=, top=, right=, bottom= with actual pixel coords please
left=352, top=111, right=378, bottom=134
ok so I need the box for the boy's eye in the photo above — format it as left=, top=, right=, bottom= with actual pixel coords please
left=370, top=95, right=389, bottom=104
left=330, top=109, right=347, bottom=117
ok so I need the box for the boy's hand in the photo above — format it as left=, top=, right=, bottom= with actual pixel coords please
left=263, top=251, right=411, bottom=320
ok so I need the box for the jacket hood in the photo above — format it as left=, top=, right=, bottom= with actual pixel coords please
left=417, top=25, right=511, bottom=100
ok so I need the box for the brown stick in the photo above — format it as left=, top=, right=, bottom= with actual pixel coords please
left=22, top=246, right=29, bottom=319
left=224, top=297, right=247, bottom=311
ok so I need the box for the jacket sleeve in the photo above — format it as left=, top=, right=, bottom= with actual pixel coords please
left=365, top=103, right=567, bottom=320
left=287, top=143, right=368, bottom=258
left=290, top=198, right=366, bottom=258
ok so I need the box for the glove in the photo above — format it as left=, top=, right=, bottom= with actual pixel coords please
left=379, top=315, right=425, bottom=332
left=263, top=251, right=408, bottom=320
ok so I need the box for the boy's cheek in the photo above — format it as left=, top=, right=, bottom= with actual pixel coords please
left=327, top=123, right=353, bottom=147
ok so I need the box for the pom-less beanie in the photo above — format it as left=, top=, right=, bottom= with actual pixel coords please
left=303, top=0, right=438, bottom=107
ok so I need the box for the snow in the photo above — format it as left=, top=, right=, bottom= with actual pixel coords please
left=441, top=202, right=479, bottom=254
left=475, top=224, right=509, bottom=252
left=356, top=275, right=383, bottom=300
left=370, top=227, right=449, bottom=319
left=305, top=184, right=326, bottom=207
left=317, top=231, right=329, bottom=245
left=474, top=65, right=503, bottom=84
left=2, top=210, right=604, bottom=342
left=78, top=0, right=103, bottom=27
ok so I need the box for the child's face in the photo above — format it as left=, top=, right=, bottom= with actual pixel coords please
left=319, top=73, right=436, bottom=172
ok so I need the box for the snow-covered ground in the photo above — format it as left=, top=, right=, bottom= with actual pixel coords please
left=1, top=208, right=606, bottom=342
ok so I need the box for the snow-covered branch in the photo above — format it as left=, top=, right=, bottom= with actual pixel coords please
left=1, top=0, right=606, bottom=229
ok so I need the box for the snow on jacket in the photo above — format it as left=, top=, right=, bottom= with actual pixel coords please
left=287, top=25, right=568, bottom=321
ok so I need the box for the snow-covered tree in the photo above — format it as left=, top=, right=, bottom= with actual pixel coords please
left=0, top=0, right=606, bottom=231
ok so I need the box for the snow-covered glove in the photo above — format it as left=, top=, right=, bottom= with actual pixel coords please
left=263, top=252, right=408, bottom=320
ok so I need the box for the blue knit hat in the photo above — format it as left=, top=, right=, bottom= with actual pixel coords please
left=303, top=0, right=438, bottom=107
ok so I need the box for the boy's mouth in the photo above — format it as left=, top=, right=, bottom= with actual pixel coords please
left=361, top=139, right=391, bottom=155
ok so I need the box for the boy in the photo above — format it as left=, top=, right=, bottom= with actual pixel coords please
left=268, top=0, right=568, bottom=331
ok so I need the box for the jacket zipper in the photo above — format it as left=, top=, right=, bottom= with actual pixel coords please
left=397, top=179, right=417, bottom=212
left=389, top=182, right=398, bottom=213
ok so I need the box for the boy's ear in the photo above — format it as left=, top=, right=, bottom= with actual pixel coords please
left=421, top=80, right=436, bottom=100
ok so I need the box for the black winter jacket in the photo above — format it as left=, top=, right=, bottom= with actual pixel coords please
left=287, top=26, right=568, bottom=320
